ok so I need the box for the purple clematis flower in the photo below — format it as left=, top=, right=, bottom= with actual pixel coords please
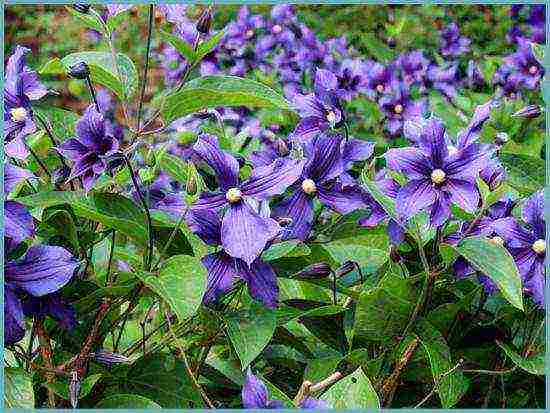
left=191, top=134, right=304, bottom=265
left=386, top=117, right=489, bottom=227
left=335, top=59, right=369, bottom=101
left=224, top=6, right=265, bottom=52
left=291, top=69, right=344, bottom=141
left=242, top=368, right=328, bottom=409
left=60, top=105, right=120, bottom=191
left=364, top=62, right=396, bottom=99
left=5, top=162, right=34, bottom=195
left=107, top=4, right=187, bottom=24
left=5, top=245, right=79, bottom=345
left=493, top=190, right=545, bottom=307
left=187, top=209, right=279, bottom=308
left=274, top=133, right=366, bottom=241
left=395, top=51, right=429, bottom=87
left=379, top=81, right=427, bottom=136
left=503, top=37, right=544, bottom=90
left=23, top=293, right=77, bottom=331
left=4, top=46, right=48, bottom=159
left=427, top=62, right=459, bottom=99
left=439, top=23, right=471, bottom=58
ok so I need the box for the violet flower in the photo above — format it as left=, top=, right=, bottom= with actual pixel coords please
left=364, top=62, right=396, bottom=100
left=291, top=69, right=344, bottom=141
left=4, top=46, right=48, bottom=159
left=242, top=369, right=328, bottom=409
left=186, top=209, right=279, bottom=308
left=224, top=6, right=265, bottom=52
left=59, top=105, right=120, bottom=191
left=274, top=134, right=366, bottom=241
left=386, top=117, right=489, bottom=227
left=336, top=59, right=369, bottom=101
left=379, top=81, right=427, bottom=136
left=191, top=134, right=304, bottom=265
left=503, top=37, right=544, bottom=90
left=493, top=190, right=545, bottom=307
left=427, top=62, right=459, bottom=99
left=439, top=23, right=471, bottom=58
left=395, top=51, right=429, bottom=87
left=23, top=293, right=77, bottom=331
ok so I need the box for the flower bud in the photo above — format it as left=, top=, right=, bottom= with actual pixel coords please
left=495, top=132, right=509, bottom=146
left=68, top=62, right=90, bottom=80
left=335, top=261, right=356, bottom=278
left=71, top=4, right=90, bottom=14
left=185, top=175, right=197, bottom=195
left=52, top=165, right=71, bottom=187
left=297, top=262, right=332, bottom=279
left=92, top=350, right=131, bottom=365
left=512, top=105, right=542, bottom=119
left=196, top=7, right=213, bottom=34
left=69, top=371, right=80, bottom=408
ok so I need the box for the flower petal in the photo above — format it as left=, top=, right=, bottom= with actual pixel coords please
left=429, top=192, right=451, bottom=227
left=304, top=133, right=344, bottom=183
left=242, top=368, right=269, bottom=408
left=317, top=183, right=366, bottom=214
left=241, top=158, right=304, bottom=200
left=4, top=286, right=26, bottom=345
left=292, top=93, right=324, bottom=118
left=445, top=178, right=480, bottom=213
left=273, top=190, right=314, bottom=241
left=186, top=209, right=222, bottom=246
left=239, top=259, right=279, bottom=309
left=290, top=116, right=327, bottom=142
left=75, top=106, right=106, bottom=148
left=201, top=252, right=237, bottom=305
left=4, top=163, right=33, bottom=194
left=492, top=217, right=534, bottom=247
left=342, top=138, right=374, bottom=169
left=221, top=201, right=280, bottom=265
left=444, top=143, right=492, bottom=180
left=385, top=147, right=431, bottom=180
left=395, top=179, right=437, bottom=219
left=190, top=191, right=228, bottom=211
left=5, top=245, right=79, bottom=297
left=4, top=201, right=34, bottom=246
left=193, top=134, right=239, bottom=190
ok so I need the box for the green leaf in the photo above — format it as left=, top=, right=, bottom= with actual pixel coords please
left=16, top=191, right=149, bottom=246
left=451, top=236, right=523, bottom=310
left=33, top=106, right=79, bottom=142
left=157, top=152, right=190, bottom=184
left=65, top=5, right=106, bottom=34
left=196, top=29, right=226, bottom=60
left=320, top=367, right=380, bottom=408
left=95, top=394, right=161, bottom=408
left=161, top=75, right=293, bottom=123
left=226, top=301, right=277, bottom=369
left=500, top=153, right=545, bottom=196
left=120, top=353, right=203, bottom=407
left=61, top=52, right=138, bottom=100
left=321, top=240, right=388, bottom=274
left=38, top=57, right=65, bottom=75
left=5, top=368, right=34, bottom=408
left=362, top=33, right=395, bottom=62
left=160, top=30, right=197, bottom=61
left=263, top=240, right=311, bottom=261
left=497, top=341, right=544, bottom=375
left=137, top=255, right=207, bottom=321
left=44, top=374, right=102, bottom=401
left=416, top=321, right=469, bottom=408
left=531, top=42, right=544, bottom=65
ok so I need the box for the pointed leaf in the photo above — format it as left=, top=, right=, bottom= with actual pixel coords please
left=497, top=341, right=544, bottom=375
left=320, top=367, right=380, bottom=408
left=5, top=368, right=34, bottom=409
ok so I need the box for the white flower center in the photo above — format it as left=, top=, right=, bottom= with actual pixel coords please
left=529, top=65, right=538, bottom=75
left=225, top=187, right=242, bottom=203
left=301, top=179, right=317, bottom=194
left=326, top=111, right=337, bottom=124
left=430, top=169, right=446, bottom=184
left=376, top=84, right=385, bottom=93
left=532, top=239, right=545, bottom=254
left=10, top=107, right=28, bottom=122
left=490, top=236, right=504, bottom=247
left=245, top=29, right=254, bottom=39
left=272, top=24, right=282, bottom=34
left=394, top=104, right=403, bottom=114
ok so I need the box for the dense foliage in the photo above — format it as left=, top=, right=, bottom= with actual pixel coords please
left=3, top=4, right=546, bottom=409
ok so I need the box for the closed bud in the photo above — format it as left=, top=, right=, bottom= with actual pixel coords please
left=68, top=62, right=90, bottom=80
left=92, top=350, right=131, bottom=365
left=196, top=7, right=213, bottom=34
left=335, top=261, right=356, bottom=278
left=495, top=132, right=509, bottom=146
left=512, top=105, right=542, bottom=119
left=69, top=371, right=80, bottom=408
left=185, top=175, right=197, bottom=195
left=71, top=4, right=90, bottom=14
left=297, top=262, right=332, bottom=279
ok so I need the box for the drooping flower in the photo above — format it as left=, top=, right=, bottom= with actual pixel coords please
left=493, top=190, right=545, bottom=307
left=241, top=368, right=328, bottom=409
left=439, top=23, right=471, bottom=58
left=5, top=245, right=79, bottom=345
left=4, top=46, right=48, bottom=159
left=386, top=117, right=489, bottom=227
left=290, top=69, right=344, bottom=141
left=59, top=105, right=120, bottom=191
left=274, top=133, right=366, bottom=241
left=191, top=134, right=304, bottom=265
left=186, top=209, right=279, bottom=308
